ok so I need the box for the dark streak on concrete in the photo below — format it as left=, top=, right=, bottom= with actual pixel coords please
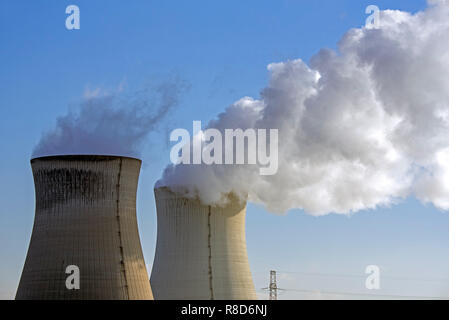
left=34, top=168, right=105, bottom=210
left=115, top=158, right=129, bottom=299
left=207, top=205, right=214, bottom=300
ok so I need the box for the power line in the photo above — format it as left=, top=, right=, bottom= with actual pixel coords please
left=258, top=269, right=449, bottom=300
left=275, top=270, right=449, bottom=283
left=279, top=288, right=446, bottom=300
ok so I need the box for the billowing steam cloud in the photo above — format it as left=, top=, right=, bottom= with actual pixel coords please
left=33, top=80, right=187, bottom=158
left=158, top=1, right=449, bottom=215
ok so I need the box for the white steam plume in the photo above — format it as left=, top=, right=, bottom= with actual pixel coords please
left=33, top=80, right=188, bottom=158
left=158, top=2, right=449, bottom=215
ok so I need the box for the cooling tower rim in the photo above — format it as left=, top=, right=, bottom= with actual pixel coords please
left=30, top=154, right=142, bottom=164
left=154, top=186, right=248, bottom=209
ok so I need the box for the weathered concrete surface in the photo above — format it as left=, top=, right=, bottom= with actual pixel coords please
left=151, top=187, right=257, bottom=300
left=16, top=155, right=153, bottom=300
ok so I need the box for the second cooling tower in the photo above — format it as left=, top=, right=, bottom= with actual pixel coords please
left=151, top=187, right=257, bottom=300
left=16, top=155, right=153, bottom=300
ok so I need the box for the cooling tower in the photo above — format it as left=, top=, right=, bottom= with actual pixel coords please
left=151, top=187, right=257, bottom=300
left=16, top=155, right=153, bottom=300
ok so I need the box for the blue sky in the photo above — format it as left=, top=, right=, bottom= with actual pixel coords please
left=3, top=0, right=449, bottom=299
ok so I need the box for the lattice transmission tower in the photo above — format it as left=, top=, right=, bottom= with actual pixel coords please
left=269, top=270, right=278, bottom=300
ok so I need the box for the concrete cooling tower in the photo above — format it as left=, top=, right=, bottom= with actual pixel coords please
left=151, top=187, right=257, bottom=300
left=16, top=155, right=153, bottom=300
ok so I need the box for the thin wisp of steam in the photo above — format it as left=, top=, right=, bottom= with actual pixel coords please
left=33, top=80, right=188, bottom=158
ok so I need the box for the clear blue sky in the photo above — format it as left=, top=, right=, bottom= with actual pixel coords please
left=3, top=0, right=449, bottom=300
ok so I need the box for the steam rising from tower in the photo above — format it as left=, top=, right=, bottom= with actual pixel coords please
left=33, top=80, right=187, bottom=158
left=159, top=2, right=449, bottom=215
